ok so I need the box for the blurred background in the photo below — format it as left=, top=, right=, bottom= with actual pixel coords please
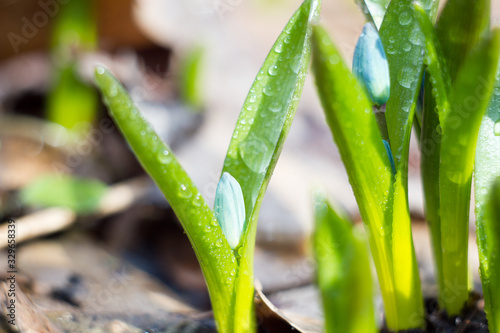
left=0, top=0, right=499, bottom=332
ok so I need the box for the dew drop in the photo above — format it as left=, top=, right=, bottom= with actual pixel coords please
left=290, top=54, right=301, bottom=74
left=268, top=65, right=278, bottom=76
left=398, top=11, right=412, bottom=25
left=403, top=43, right=412, bottom=52
left=158, top=150, right=171, bottom=164
left=386, top=44, right=396, bottom=55
left=269, top=102, right=282, bottom=113
left=398, top=67, right=416, bottom=89
left=274, top=43, right=283, bottom=53
left=178, top=184, right=192, bottom=199
left=216, top=239, right=223, bottom=247
left=205, top=225, right=212, bottom=232
left=494, top=121, right=500, bottom=136
left=238, top=134, right=272, bottom=173
left=409, top=28, right=423, bottom=46
left=193, top=193, right=203, bottom=207
left=263, top=85, right=275, bottom=97
left=107, top=83, right=118, bottom=97
left=96, top=66, right=105, bottom=75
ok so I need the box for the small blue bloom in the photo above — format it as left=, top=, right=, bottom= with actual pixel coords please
left=214, top=172, right=246, bottom=249
left=353, top=23, right=391, bottom=107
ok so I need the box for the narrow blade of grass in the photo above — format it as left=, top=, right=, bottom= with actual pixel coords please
left=180, top=46, right=205, bottom=110
left=94, top=68, right=238, bottom=332
left=47, top=0, right=97, bottom=131
left=481, top=178, right=500, bottom=332
left=220, top=1, right=321, bottom=331
left=438, top=29, right=500, bottom=315
left=312, top=25, right=424, bottom=330
left=413, top=3, right=452, bottom=296
left=314, top=195, right=376, bottom=333
left=476, top=62, right=500, bottom=331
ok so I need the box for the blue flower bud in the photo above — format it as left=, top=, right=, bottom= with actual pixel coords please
left=214, top=172, right=246, bottom=249
left=353, top=23, right=391, bottom=107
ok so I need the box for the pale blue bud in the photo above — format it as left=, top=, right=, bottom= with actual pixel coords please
left=353, top=23, right=391, bottom=107
left=214, top=172, right=246, bottom=249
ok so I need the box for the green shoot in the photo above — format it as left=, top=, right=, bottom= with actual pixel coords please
left=414, top=1, right=500, bottom=315
left=475, top=59, right=500, bottom=331
left=47, top=0, right=98, bottom=133
left=180, top=46, right=205, bottom=111
left=311, top=24, right=423, bottom=330
left=20, top=174, right=108, bottom=214
left=314, top=195, right=376, bottom=333
left=94, top=1, right=320, bottom=331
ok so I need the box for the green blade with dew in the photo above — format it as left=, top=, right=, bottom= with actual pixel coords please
left=220, top=1, right=321, bottom=332
left=311, top=25, right=424, bottom=330
left=436, top=0, right=490, bottom=82
left=378, top=0, right=438, bottom=166
left=94, top=67, right=238, bottom=332
left=476, top=63, right=500, bottom=332
left=314, top=195, right=376, bottom=333
left=480, top=178, right=500, bottom=333
left=438, top=29, right=500, bottom=315
left=413, top=3, right=452, bottom=296
left=420, top=0, right=490, bottom=301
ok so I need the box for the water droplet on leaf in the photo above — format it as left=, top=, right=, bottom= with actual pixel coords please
left=238, top=135, right=273, bottom=173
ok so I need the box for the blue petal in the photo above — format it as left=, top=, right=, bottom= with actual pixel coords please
left=383, top=140, right=396, bottom=175
left=353, top=23, right=391, bottom=107
left=214, top=172, right=246, bottom=249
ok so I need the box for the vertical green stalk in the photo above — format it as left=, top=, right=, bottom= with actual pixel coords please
left=311, top=25, right=424, bottom=330
left=475, top=62, right=500, bottom=331
left=416, top=0, right=493, bottom=315
left=314, top=196, right=376, bottom=333
left=47, top=0, right=98, bottom=132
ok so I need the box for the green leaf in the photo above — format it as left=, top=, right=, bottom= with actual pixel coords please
left=312, top=25, right=424, bottom=330
left=436, top=0, right=490, bottom=81
left=314, top=195, right=376, bottom=333
left=354, top=0, right=390, bottom=29
left=475, top=64, right=500, bottom=330
left=416, top=1, right=497, bottom=315
left=47, top=66, right=98, bottom=131
left=379, top=0, right=438, bottom=166
left=20, top=174, right=108, bottom=214
left=438, top=29, right=500, bottom=315
left=47, top=0, right=97, bottom=131
left=413, top=2, right=451, bottom=301
left=221, top=1, right=321, bottom=331
left=180, top=46, right=205, bottom=110
left=413, top=4, right=451, bottom=121
left=94, top=67, right=238, bottom=332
